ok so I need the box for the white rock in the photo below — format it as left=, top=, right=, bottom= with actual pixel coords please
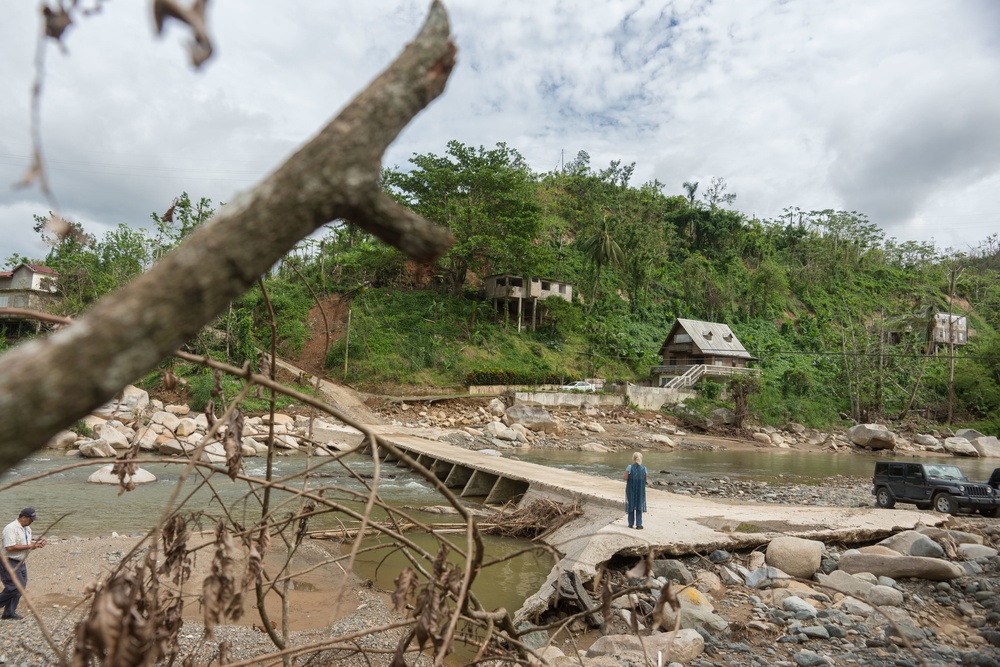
left=98, top=424, right=131, bottom=450
left=151, top=410, right=182, bottom=432
left=87, top=464, right=156, bottom=485
left=46, top=430, right=78, bottom=450
left=78, top=439, right=116, bottom=458
left=175, top=418, right=198, bottom=437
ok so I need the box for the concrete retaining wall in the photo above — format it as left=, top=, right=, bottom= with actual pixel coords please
left=513, top=391, right=625, bottom=409
left=625, top=384, right=696, bottom=411
left=468, top=384, right=561, bottom=395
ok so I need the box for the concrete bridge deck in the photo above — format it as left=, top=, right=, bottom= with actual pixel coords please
left=366, top=425, right=939, bottom=556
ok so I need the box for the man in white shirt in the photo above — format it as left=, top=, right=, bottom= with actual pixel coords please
left=0, top=508, right=46, bottom=620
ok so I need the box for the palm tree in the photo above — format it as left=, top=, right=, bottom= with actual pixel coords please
left=682, top=181, right=699, bottom=206
left=579, top=215, right=625, bottom=314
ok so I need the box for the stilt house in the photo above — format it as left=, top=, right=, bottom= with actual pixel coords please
left=483, top=274, right=573, bottom=332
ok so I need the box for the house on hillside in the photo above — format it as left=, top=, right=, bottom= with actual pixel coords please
left=483, top=274, right=573, bottom=332
left=651, top=318, right=758, bottom=388
left=931, top=313, right=970, bottom=349
left=0, top=263, right=61, bottom=331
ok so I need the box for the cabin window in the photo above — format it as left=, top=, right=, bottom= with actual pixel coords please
left=674, top=333, right=691, bottom=344
left=0, top=295, right=7, bottom=307
left=541, top=281, right=550, bottom=290
left=558, top=284, right=565, bottom=293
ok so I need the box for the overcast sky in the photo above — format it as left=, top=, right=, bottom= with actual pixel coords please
left=2, top=1, right=999, bottom=266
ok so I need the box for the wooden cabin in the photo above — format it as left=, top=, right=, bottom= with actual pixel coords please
left=483, top=274, right=573, bottom=332
left=651, top=318, right=757, bottom=388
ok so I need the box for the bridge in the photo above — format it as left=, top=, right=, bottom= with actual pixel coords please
left=359, top=424, right=940, bottom=621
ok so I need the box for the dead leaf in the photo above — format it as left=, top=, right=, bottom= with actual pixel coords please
left=152, top=0, right=213, bottom=68
left=43, top=5, right=73, bottom=41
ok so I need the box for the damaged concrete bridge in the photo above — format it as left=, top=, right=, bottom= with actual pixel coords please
left=364, top=425, right=940, bottom=554
left=359, top=425, right=944, bottom=620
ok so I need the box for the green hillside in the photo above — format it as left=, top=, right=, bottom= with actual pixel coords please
left=8, top=144, right=1000, bottom=432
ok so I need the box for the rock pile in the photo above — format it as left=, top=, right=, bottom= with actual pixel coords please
left=533, top=527, right=1000, bottom=667
left=41, top=384, right=363, bottom=466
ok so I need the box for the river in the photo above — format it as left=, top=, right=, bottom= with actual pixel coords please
left=2, top=446, right=997, bottom=613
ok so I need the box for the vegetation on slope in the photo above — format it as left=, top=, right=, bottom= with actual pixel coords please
left=6, top=145, right=1000, bottom=433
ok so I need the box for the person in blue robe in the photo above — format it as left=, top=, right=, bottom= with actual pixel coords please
left=624, top=452, right=647, bottom=529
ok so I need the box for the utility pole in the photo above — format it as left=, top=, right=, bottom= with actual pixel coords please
left=344, top=308, right=351, bottom=381
left=946, top=266, right=962, bottom=424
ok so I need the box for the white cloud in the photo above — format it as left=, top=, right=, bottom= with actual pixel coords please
left=2, top=0, right=998, bottom=267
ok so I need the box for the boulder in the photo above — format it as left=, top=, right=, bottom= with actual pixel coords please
left=878, top=530, right=946, bottom=558
left=956, top=428, right=987, bottom=441
left=165, top=404, right=191, bottom=416
left=78, top=439, right=116, bottom=458
left=838, top=552, right=965, bottom=581
left=743, top=566, right=792, bottom=589
left=157, top=438, right=191, bottom=456
left=579, top=442, right=609, bottom=453
left=505, top=404, right=562, bottom=434
left=88, top=464, right=156, bottom=485
left=815, top=569, right=874, bottom=599
left=970, top=436, right=1000, bottom=458
left=865, top=584, right=904, bottom=607
left=151, top=410, right=182, bottom=433
left=917, top=526, right=983, bottom=545
left=98, top=423, right=131, bottom=450
left=243, top=437, right=268, bottom=454
left=846, top=424, right=896, bottom=450
left=651, top=559, right=694, bottom=584
left=46, top=430, right=78, bottom=450
left=957, top=543, right=999, bottom=560
left=132, top=426, right=160, bottom=451
left=586, top=629, right=704, bottom=664
left=175, top=418, right=198, bottom=437
left=274, top=434, right=301, bottom=450
left=765, top=536, right=824, bottom=579
left=121, top=385, right=150, bottom=413
left=262, top=413, right=295, bottom=426
left=913, top=433, right=940, bottom=448
left=656, top=586, right=729, bottom=634
left=752, top=432, right=772, bottom=445
left=708, top=408, right=736, bottom=426
left=943, top=436, right=979, bottom=456
left=486, top=398, right=506, bottom=416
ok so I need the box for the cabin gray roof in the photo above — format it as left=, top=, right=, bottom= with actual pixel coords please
left=658, top=318, right=753, bottom=359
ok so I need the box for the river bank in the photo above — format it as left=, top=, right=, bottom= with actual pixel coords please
left=6, top=387, right=1000, bottom=665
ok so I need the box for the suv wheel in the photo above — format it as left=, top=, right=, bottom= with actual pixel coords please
left=980, top=507, right=999, bottom=518
left=933, top=493, right=958, bottom=515
left=875, top=487, right=895, bottom=509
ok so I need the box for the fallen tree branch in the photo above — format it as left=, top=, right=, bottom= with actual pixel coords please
left=0, top=1, right=455, bottom=475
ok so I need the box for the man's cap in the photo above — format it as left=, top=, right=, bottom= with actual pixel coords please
left=19, top=508, right=37, bottom=520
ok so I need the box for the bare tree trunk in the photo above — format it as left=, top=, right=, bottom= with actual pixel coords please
left=0, top=2, right=456, bottom=475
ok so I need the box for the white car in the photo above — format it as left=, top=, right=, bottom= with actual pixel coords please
left=559, top=381, right=596, bottom=392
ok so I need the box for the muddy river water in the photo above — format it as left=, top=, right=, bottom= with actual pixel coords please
left=3, top=446, right=996, bottom=613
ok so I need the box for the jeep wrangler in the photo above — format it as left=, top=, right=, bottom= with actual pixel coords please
left=872, top=461, right=1000, bottom=517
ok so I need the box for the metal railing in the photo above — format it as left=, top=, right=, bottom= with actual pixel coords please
left=651, top=364, right=760, bottom=389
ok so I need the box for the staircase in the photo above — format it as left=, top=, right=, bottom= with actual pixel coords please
left=664, top=364, right=706, bottom=389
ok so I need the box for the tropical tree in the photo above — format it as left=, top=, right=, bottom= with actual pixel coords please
left=384, top=141, right=541, bottom=293
left=579, top=215, right=624, bottom=314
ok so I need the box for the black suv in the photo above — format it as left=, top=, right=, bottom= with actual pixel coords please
left=872, top=461, right=1000, bottom=517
